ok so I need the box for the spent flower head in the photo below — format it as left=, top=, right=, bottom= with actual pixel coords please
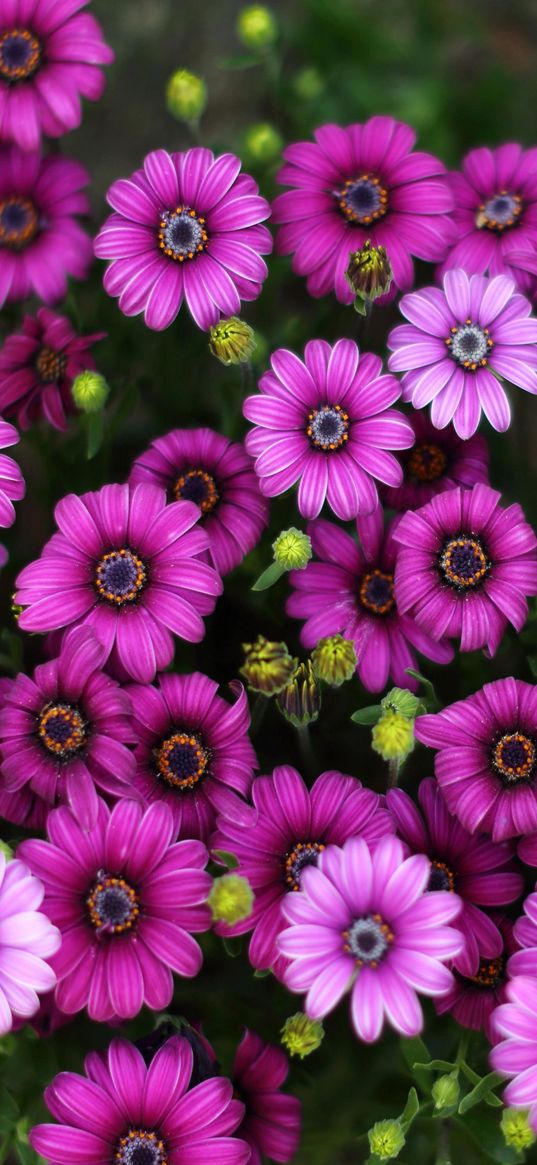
left=281, top=1013, right=324, bottom=1059
left=311, top=635, right=357, bottom=686
left=166, top=69, right=207, bottom=121
left=209, top=318, right=256, bottom=365
left=208, top=873, right=253, bottom=924
left=71, top=371, right=109, bottom=413
left=240, top=636, right=298, bottom=695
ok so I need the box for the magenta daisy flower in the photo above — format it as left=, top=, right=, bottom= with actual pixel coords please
left=0, top=418, right=25, bottom=526
left=0, top=308, right=106, bottom=431
left=19, top=798, right=212, bottom=1021
left=508, top=891, right=537, bottom=980
left=0, top=625, right=136, bottom=830
left=0, top=1, right=114, bottom=152
left=441, top=144, right=537, bottom=290
left=14, top=483, right=223, bottom=684
left=388, top=270, right=537, bottom=437
left=394, top=485, right=537, bottom=656
left=491, top=976, right=537, bottom=1130
left=0, top=145, right=92, bottom=306
left=381, top=413, right=489, bottom=513
left=94, top=147, right=271, bottom=332
left=287, top=507, right=453, bottom=693
left=232, top=1030, right=302, bottom=1165
left=387, top=779, right=523, bottom=976
left=278, top=835, right=462, bottom=1042
left=129, top=428, right=269, bottom=576
left=212, top=765, right=393, bottom=974
left=243, top=339, right=413, bottom=521
left=415, top=678, right=537, bottom=842
left=30, top=1034, right=250, bottom=1165
left=271, top=116, right=454, bottom=303
left=0, top=850, right=60, bottom=1035
left=435, top=914, right=516, bottom=1043
left=129, top=672, right=256, bottom=842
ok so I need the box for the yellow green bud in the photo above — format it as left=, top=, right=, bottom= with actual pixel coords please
left=381, top=687, right=422, bottom=720
left=240, top=636, right=298, bottom=696
left=432, top=1072, right=460, bottom=1111
left=166, top=69, right=207, bottom=122
left=311, top=635, right=357, bottom=687
left=346, top=241, right=393, bottom=313
left=277, top=660, right=321, bottom=728
left=244, top=122, right=283, bottom=165
left=293, top=67, right=324, bottom=101
left=208, top=873, right=253, bottom=924
left=71, top=371, right=110, bottom=413
left=500, top=1108, right=536, bottom=1151
left=0, top=841, right=13, bottom=862
left=372, top=710, right=415, bottom=762
left=281, top=1012, right=324, bottom=1059
left=368, top=1119, right=406, bottom=1160
left=209, top=317, right=256, bottom=366
left=272, top=528, right=312, bottom=571
left=237, top=5, right=277, bottom=50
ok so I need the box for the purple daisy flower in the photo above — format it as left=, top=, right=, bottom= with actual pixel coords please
left=0, top=625, right=136, bottom=829
left=508, top=890, right=537, bottom=980
left=387, top=779, right=523, bottom=976
left=243, top=339, right=414, bottom=521
left=19, top=798, right=212, bottom=1021
left=129, top=672, right=256, bottom=843
left=0, top=418, right=25, bottom=526
left=94, top=147, right=272, bottom=332
left=129, top=428, right=269, bottom=576
left=491, top=976, right=537, bottom=1130
left=30, top=1034, right=250, bottom=1165
left=0, top=145, right=92, bottom=306
left=271, top=116, right=454, bottom=303
left=435, top=914, right=516, bottom=1043
left=287, top=507, right=453, bottom=693
left=278, top=835, right=462, bottom=1042
left=388, top=269, right=537, bottom=437
left=0, top=850, right=60, bottom=1035
left=394, top=485, right=537, bottom=656
left=0, top=0, right=114, bottom=152
left=232, top=1029, right=302, bottom=1165
left=212, top=765, right=393, bottom=974
left=381, top=412, right=489, bottom=513
left=415, top=678, right=537, bottom=842
left=14, top=483, right=223, bottom=684
left=0, top=308, right=106, bottom=431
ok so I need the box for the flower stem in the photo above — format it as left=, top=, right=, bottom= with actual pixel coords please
left=249, top=693, right=269, bottom=736
left=297, top=724, right=315, bottom=778
left=387, top=758, right=400, bottom=788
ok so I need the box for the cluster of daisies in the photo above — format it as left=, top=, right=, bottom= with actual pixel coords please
left=1, top=0, right=537, bottom=1154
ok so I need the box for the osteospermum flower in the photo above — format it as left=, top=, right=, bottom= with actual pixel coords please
left=435, top=914, right=516, bottom=1043
left=14, top=483, right=223, bottom=684
left=129, top=428, right=269, bottom=575
left=232, top=1030, right=302, bottom=1165
left=394, top=484, right=537, bottom=656
left=19, top=798, right=212, bottom=1021
left=271, top=116, right=454, bottom=303
left=243, top=339, right=413, bottom=521
left=415, top=678, right=537, bottom=841
left=388, top=270, right=537, bottom=437
left=0, top=625, right=136, bottom=829
left=94, top=147, right=272, bottom=331
left=491, top=976, right=537, bottom=1131
left=381, top=413, right=489, bottom=512
left=129, top=672, right=257, bottom=842
left=387, top=779, right=523, bottom=975
left=213, top=765, right=394, bottom=974
left=508, top=890, right=537, bottom=979
left=0, top=145, right=92, bottom=306
left=287, top=507, right=453, bottom=693
left=0, top=850, right=60, bottom=1035
left=0, top=308, right=106, bottom=431
left=278, top=835, right=462, bottom=1042
left=0, top=1, right=113, bottom=152
left=30, top=1034, right=250, bottom=1165
left=0, top=418, right=25, bottom=526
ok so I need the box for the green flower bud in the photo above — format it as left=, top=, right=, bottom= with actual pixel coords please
left=166, top=69, right=207, bottom=122
left=237, top=5, right=278, bottom=50
left=432, top=1072, right=460, bottom=1111
left=277, top=661, right=321, bottom=728
left=372, top=710, right=415, bottom=762
left=208, top=317, right=256, bottom=366
left=367, top=1119, right=406, bottom=1160
left=208, top=873, right=253, bottom=924
left=293, top=67, right=324, bottom=101
left=346, top=241, right=393, bottom=313
left=240, top=636, right=298, bottom=696
left=0, top=840, right=13, bottom=862
left=244, top=122, right=283, bottom=165
left=311, top=635, right=357, bottom=686
left=380, top=687, right=422, bottom=720
left=281, top=1013, right=324, bottom=1058
left=272, top=528, right=312, bottom=571
left=500, top=1108, right=536, bottom=1151
left=71, top=371, right=110, bottom=413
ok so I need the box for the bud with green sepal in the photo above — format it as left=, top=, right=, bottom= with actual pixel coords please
left=277, top=660, right=321, bottom=727
left=281, top=1013, right=324, bottom=1059
left=209, top=317, right=256, bottom=366
left=244, top=123, right=283, bottom=165
left=208, top=873, right=253, bottom=924
left=237, top=5, right=278, bottom=50
left=72, top=371, right=110, bottom=413
left=166, top=69, right=207, bottom=122
left=252, top=528, right=311, bottom=591
left=500, top=1108, right=536, bottom=1151
left=311, top=634, right=357, bottom=687
left=367, top=1120, right=405, bottom=1160
left=240, top=636, right=298, bottom=696
left=346, top=241, right=393, bottom=316
left=432, top=1072, right=460, bottom=1112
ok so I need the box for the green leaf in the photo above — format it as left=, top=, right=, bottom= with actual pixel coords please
left=404, top=668, right=439, bottom=708
left=399, top=1086, right=420, bottom=1131
left=351, top=704, right=382, bottom=726
left=253, top=968, right=271, bottom=978
left=528, top=654, right=537, bottom=678
left=85, top=411, right=103, bottom=460
left=251, top=562, right=286, bottom=591
left=458, top=1072, right=503, bottom=1114
left=212, top=849, right=239, bottom=870
left=399, top=1036, right=431, bottom=1092
left=413, top=1059, right=457, bottom=1072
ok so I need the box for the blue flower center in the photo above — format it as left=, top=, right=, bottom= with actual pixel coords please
left=477, top=191, right=523, bottom=232
left=342, top=914, right=393, bottom=967
left=95, top=549, right=147, bottom=605
left=115, top=1131, right=167, bottom=1165
left=428, top=859, right=455, bottom=893
left=173, top=468, right=219, bottom=514
left=445, top=320, right=493, bottom=371
left=492, top=732, right=536, bottom=785
left=335, top=174, right=389, bottom=224
left=0, top=29, right=41, bottom=81
left=155, top=730, right=211, bottom=791
left=359, top=569, right=395, bottom=616
left=158, top=206, right=208, bottom=261
left=283, top=840, right=325, bottom=891
left=439, top=534, right=490, bottom=590
left=87, top=872, right=139, bottom=935
left=306, top=404, right=349, bottom=451
left=0, top=196, right=38, bottom=249
left=38, top=702, right=87, bottom=758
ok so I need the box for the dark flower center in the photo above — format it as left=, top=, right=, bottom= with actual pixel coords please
left=476, top=191, right=523, bottom=232
left=406, top=442, right=448, bottom=483
left=492, top=732, right=536, bottom=785
left=95, top=548, right=147, bottom=606
left=173, top=468, right=219, bottom=514
left=359, top=569, right=395, bottom=616
left=306, top=404, right=349, bottom=451
left=35, top=346, right=67, bottom=383
left=37, top=702, right=87, bottom=758
left=154, top=730, right=211, bottom=791
left=283, top=840, right=325, bottom=892
left=445, top=319, right=494, bottom=371
left=87, top=871, right=139, bottom=935
left=343, top=913, right=394, bottom=967
left=469, top=955, right=504, bottom=989
left=428, top=859, right=456, bottom=893
left=115, top=1130, right=167, bottom=1165
left=439, top=534, right=490, bottom=590
left=0, top=196, right=38, bottom=249
left=335, top=174, right=389, bottom=224
left=0, top=29, right=41, bottom=81
left=158, top=206, right=208, bottom=262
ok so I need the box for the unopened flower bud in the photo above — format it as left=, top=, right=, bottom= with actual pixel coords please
left=381, top=687, right=422, bottom=720
left=432, top=1072, right=460, bottom=1111
left=277, top=660, right=321, bottom=728
left=368, top=1119, right=406, bottom=1160
left=372, top=710, right=415, bottom=762
left=166, top=69, right=207, bottom=122
left=240, top=636, right=298, bottom=696
left=346, top=241, right=393, bottom=314
left=281, top=1013, right=324, bottom=1059
left=237, top=5, right=278, bottom=50
left=209, top=317, right=256, bottom=366
left=71, top=371, right=110, bottom=413
left=208, top=873, right=253, bottom=924
left=244, top=123, right=283, bottom=164
left=273, top=528, right=312, bottom=571
left=500, top=1108, right=536, bottom=1150
left=311, top=635, right=357, bottom=687
left=293, top=67, right=324, bottom=101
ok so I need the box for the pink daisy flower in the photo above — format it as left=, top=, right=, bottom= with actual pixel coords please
left=271, top=116, right=454, bottom=303
left=287, top=507, right=453, bottom=694
left=491, top=976, right=537, bottom=1131
left=508, top=890, right=537, bottom=980
left=243, top=339, right=413, bottom=521
left=232, top=1030, right=302, bottom=1165
left=0, top=418, right=25, bottom=526
left=278, top=835, right=462, bottom=1042
left=129, top=428, right=269, bottom=576
left=381, top=413, right=489, bottom=513
left=19, top=798, right=212, bottom=1022
left=212, top=765, right=393, bottom=974
left=435, top=914, right=517, bottom=1043
left=94, top=147, right=272, bottom=331
left=388, top=269, right=537, bottom=438
left=0, top=850, right=60, bottom=1035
